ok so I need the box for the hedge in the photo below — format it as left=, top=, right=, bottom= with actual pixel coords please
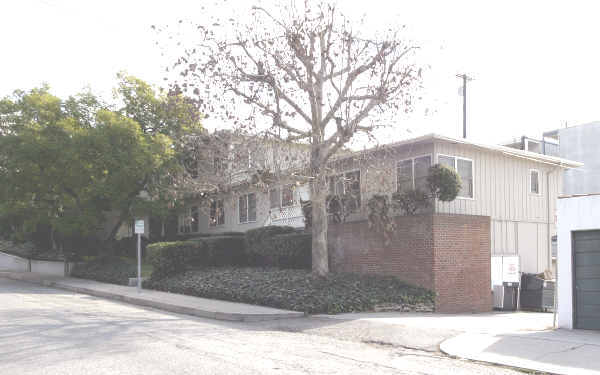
left=71, top=256, right=136, bottom=285
left=244, top=225, right=296, bottom=265
left=147, top=235, right=245, bottom=280
left=252, top=232, right=311, bottom=269
left=112, top=236, right=149, bottom=259
left=144, top=267, right=435, bottom=314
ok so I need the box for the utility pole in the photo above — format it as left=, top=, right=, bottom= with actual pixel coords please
left=457, top=73, right=473, bottom=138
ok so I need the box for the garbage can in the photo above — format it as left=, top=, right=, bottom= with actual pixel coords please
left=493, top=282, right=519, bottom=311
left=520, top=273, right=555, bottom=311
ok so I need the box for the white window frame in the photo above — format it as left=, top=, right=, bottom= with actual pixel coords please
left=239, top=193, right=257, bottom=224
left=437, top=154, right=475, bottom=200
left=395, top=154, right=433, bottom=192
left=529, top=169, right=541, bottom=195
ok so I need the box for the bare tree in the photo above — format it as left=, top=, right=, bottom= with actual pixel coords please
left=160, top=1, right=423, bottom=275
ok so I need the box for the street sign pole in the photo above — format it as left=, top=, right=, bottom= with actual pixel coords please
left=137, top=232, right=141, bottom=293
left=134, top=219, right=144, bottom=293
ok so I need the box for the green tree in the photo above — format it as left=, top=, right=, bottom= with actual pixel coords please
left=115, top=72, right=202, bottom=138
left=112, top=73, right=204, bottom=239
left=0, top=86, right=177, bottom=254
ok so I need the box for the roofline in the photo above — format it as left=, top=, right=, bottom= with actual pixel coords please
left=337, top=133, right=582, bottom=168
left=559, top=193, right=600, bottom=199
left=430, top=134, right=582, bottom=169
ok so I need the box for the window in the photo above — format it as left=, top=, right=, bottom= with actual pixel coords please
left=239, top=193, right=257, bottom=223
left=269, top=187, right=280, bottom=209
left=396, top=155, right=432, bottom=192
left=329, top=170, right=361, bottom=212
left=438, top=155, right=474, bottom=198
left=530, top=170, right=540, bottom=194
left=178, top=206, right=199, bottom=233
left=209, top=199, right=224, bottom=227
left=281, top=185, right=294, bottom=207
left=179, top=213, right=191, bottom=234
left=397, top=160, right=413, bottom=192
left=213, top=157, right=225, bottom=173
left=233, top=145, right=251, bottom=169
left=190, top=206, right=199, bottom=233
left=269, top=185, right=294, bottom=209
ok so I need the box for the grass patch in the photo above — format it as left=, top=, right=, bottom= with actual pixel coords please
left=144, top=267, right=434, bottom=314
left=71, top=256, right=153, bottom=285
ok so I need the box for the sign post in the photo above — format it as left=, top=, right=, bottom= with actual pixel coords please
left=134, top=219, right=144, bottom=293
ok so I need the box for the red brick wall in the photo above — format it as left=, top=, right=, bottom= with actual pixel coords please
left=328, top=214, right=491, bottom=313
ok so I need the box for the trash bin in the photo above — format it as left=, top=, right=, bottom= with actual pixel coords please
left=520, top=273, right=555, bottom=311
left=493, top=282, right=519, bottom=311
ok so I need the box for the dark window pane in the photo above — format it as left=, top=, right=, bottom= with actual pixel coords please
left=531, top=170, right=539, bottom=194
left=439, top=155, right=455, bottom=170
left=270, top=188, right=280, bottom=209
left=239, top=196, right=247, bottom=223
left=209, top=201, right=217, bottom=227
left=414, top=156, right=431, bottom=191
left=217, top=200, right=225, bottom=225
left=457, top=159, right=473, bottom=198
left=282, top=185, right=294, bottom=207
left=248, top=193, right=256, bottom=221
left=191, top=206, right=199, bottom=232
left=397, top=159, right=413, bottom=192
left=345, top=171, right=361, bottom=212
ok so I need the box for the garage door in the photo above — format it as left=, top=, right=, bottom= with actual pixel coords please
left=574, top=231, right=600, bottom=330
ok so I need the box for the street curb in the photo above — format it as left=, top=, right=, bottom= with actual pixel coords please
left=439, top=334, right=563, bottom=375
left=1, top=272, right=305, bottom=322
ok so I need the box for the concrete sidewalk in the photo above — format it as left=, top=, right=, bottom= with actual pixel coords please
left=441, top=328, right=600, bottom=375
left=0, top=271, right=304, bottom=322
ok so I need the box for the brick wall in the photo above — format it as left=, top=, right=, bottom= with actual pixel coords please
left=328, top=214, right=491, bottom=313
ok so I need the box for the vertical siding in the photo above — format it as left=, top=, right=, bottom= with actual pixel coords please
left=433, top=141, right=561, bottom=273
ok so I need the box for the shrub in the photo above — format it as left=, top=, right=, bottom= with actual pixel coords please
left=427, top=164, right=461, bottom=201
left=147, top=241, right=193, bottom=280
left=147, top=235, right=246, bottom=280
left=71, top=256, right=136, bottom=285
left=392, top=189, right=431, bottom=215
left=144, top=267, right=435, bottom=314
left=221, top=231, right=245, bottom=237
left=257, top=232, right=311, bottom=269
left=203, top=236, right=246, bottom=266
left=245, top=225, right=295, bottom=263
left=112, top=236, right=149, bottom=259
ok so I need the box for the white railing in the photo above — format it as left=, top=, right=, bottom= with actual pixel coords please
left=266, top=205, right=305, bottom=228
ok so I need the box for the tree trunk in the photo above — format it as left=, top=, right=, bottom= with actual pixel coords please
left=311, top=174, right=329, bottom=276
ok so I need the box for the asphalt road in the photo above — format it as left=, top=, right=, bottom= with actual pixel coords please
left=0, top=278, right=524, bottom=375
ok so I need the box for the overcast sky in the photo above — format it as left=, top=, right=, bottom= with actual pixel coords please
left=2, top=0, right=599, bottom=145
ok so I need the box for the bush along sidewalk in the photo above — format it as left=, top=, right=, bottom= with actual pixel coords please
left=147, top=235, right=246, bottom=280
left=71, top=256, right=137, bottom=286
left=144, top=267, right=435, bottom=314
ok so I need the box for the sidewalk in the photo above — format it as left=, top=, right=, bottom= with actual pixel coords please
left=441, top=328, right=600, bottom=375
left=0, top=271, right=304, bottom=322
